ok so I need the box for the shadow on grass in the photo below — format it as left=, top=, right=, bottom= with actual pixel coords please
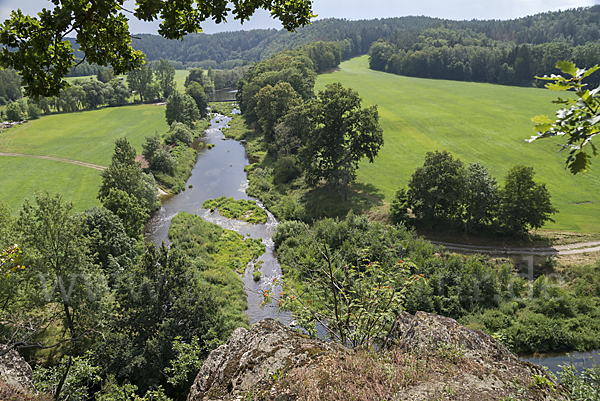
left=352, top=182, right=386, bottom=200
left=302, top=185, right=384, bottom=221
left=413, top=221, right=555, bottom=248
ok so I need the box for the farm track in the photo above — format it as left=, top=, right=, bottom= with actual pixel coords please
left=431, top=240, right=600, bottom=255
left=0, top=152, right=107, bottom=170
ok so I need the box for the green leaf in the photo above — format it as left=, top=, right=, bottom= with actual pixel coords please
left=581, top=65, right=600, bottom=79
left=556, top=60, right=577, bottom=77
left=546, top=81, right=572, bottom=91
left=568, top=151, right=591, bottom=174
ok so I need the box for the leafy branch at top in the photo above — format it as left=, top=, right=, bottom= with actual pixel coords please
left=530, top=61, right=600, bottom=174
left=0, top=0, right=315, bottom=99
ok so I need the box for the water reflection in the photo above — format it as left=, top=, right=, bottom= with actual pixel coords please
left=208, top=89, right=237, bottom=102
left=520, top=350, right=600, bottom=377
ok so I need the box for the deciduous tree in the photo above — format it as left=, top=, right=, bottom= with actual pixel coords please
left=300, top=82, right=383, bottom=191
left=185, top=81, right=209, bottom=118
left=166, top=91, right=200, bottom=126
left=98, top=138, right=160, bottom=217
left=127, top=63, right=154, bottom=103
left=531, top=61, right=600, bottom=174
left=255, top=82, right=301, bottom=144
left=408, top=150, right=466, bottom=225
left=96, top=243, right=225, bottom=394
left=5, top=102, right=22, bottom=121
left=0, top=0, right=314, bottom=98
left=155, top=59, right=176, bottom=99
left=498, top=165, right=557, bottom=235
left=463, top=163, right=499, bottom=233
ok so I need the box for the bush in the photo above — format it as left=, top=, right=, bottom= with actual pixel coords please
left=273, top=155, right=301, bottom=184
left=5, top=101, right=23, bottom=121
left=28, top=103, right=41, bottom=120
left=167, top=122, right=194, bottom=145
left=143, top=134, right=177, bottom=174
left=151, top=148, right=177, bottom=173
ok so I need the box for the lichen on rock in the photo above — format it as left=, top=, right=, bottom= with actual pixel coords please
left=188, top=313, right=567, bottom=401
left=0, top=346, right=36, bottom=393
left=187, top=318, right=348, bottom=401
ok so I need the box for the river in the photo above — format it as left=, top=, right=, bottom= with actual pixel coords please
left=144, top=112, right=290, bottom=326
left=208, top=88, right=237, bottom=102
left=520, top=350, right=600, bottom=376
left=143, top=111, right=599, bottom=377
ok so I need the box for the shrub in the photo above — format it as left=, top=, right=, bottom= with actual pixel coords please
left=167, top=122, right=194, bottom=145
left=5, top=101, right=23, bottom=121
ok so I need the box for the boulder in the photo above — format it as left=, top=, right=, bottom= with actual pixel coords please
left=187, top=318, right=348, bottom=401
left=393, top=311, right=564, bottom=400
left=0, top=346, right=35, bottom=393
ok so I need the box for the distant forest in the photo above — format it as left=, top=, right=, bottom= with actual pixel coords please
left=368, top=6, right=600, bottom=87
left=58, top=5, right=600, bottom=88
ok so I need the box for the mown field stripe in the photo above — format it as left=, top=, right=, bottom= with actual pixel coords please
left=0, top=152, right=107, bottom=170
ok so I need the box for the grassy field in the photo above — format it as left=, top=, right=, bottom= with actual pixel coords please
left=0, top=104, right=169, bottom=213
left=174, top=70, right=188, bottom=89
left=316, top=56, right=600, bottom=233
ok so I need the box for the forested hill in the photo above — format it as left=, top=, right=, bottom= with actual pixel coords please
left=122, top=5, right=600, bottom=70
left=369, top=5, right=600, bottom=87
left=127, top=17, right=444, bottom=68
left=456, top=6, right=600, bottom=46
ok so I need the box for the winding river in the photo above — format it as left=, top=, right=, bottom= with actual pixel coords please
left=143, top=110, right=599, bottom=377
left=144, top=111, right=290, bottom=326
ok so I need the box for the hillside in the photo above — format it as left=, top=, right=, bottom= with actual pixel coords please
left=114, top=6, right=600, bottom=70
left=316, top=56, right=600, bottom=233
left=0, top=104, right=169, bottom=212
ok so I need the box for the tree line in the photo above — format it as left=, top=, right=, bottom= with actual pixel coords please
left=128, top=16, right=441, bottom=69
left=368, top=25, right=600, bottom=87
left=390, top=151, right=557, bottom=236
left=126, top=5, right=600, bottom=79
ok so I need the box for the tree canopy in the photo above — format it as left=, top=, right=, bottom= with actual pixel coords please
left=0, top=0, right=315, bottom=98
left=301, top=83, right=383, bottom=190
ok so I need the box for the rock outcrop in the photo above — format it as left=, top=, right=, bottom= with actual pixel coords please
left=393, top=311, right=562, bottom=400
left=0, top=346, right=36, bottom=393
left=187, top=319, right=348, bottom=401
left=188, top=313, right=566, bottom=401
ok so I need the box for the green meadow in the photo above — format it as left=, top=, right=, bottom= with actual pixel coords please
left=316, top=56, right=600, bottom=233
left=174, top=69, right=188, bottom=89
left=0, top=104, right=169, bottom=213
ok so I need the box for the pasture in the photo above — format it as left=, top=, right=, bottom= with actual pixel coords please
left=0, top=104, right=169, bottom=212
left=316, top=56, right=600, bottom=233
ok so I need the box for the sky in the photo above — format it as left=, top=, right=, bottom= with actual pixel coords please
left=0, top=0, right=598, bottom=35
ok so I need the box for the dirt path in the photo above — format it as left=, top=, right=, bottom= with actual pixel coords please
left=0, top=152, right=107, bottom=170
left=431, top=240, right=600, bottom=255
